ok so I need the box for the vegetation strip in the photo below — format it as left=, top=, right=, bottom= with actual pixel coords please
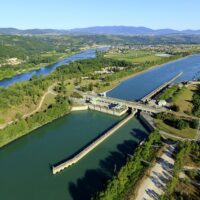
left=92, top=130, right=161, bottom=200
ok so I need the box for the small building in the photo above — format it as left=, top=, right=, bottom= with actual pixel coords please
left=158, top=100, right=167, bottom=107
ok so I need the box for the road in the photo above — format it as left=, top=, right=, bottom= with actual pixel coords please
left=134, top=144, right=176, bottom=200
left=0, top=83, right=57, bottom=130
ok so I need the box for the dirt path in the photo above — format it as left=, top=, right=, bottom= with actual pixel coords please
left=134, top=144, right=176, bottom=200
left=0, top=83, right=57, bottom=130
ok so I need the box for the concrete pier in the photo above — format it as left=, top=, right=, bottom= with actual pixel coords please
left=52, top=110, right=136, bottom=174
left=141, top=72, right=183, bottom=102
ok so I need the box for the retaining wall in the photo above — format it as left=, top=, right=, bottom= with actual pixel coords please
left=71, top=105, right=89, bottom=111
left=139, top=112, right=155, bottom=131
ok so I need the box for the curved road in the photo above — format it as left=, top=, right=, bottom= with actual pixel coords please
left=0, top=83, right=57, bottom=130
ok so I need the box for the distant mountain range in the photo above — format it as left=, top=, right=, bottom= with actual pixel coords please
left=0, top=26, right=200, bottom=35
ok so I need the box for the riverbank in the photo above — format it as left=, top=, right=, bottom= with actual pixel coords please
left=0, top=102, right=71, bottom=148
left=0, top=52, right=78, bottom=82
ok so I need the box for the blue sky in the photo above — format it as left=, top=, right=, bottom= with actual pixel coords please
left=0, top=0, right=199, bottom=30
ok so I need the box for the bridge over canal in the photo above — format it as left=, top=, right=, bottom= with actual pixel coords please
left=83, top=94, right=166, bottom=113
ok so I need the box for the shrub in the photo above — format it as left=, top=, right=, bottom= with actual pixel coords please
left=176, top=120, right=189, bottom=130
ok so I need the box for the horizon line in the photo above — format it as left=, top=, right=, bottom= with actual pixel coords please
left=0, top=26, right=200, bottom=31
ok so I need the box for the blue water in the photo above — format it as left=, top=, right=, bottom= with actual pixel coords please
left=0, top=48, right=107, bottom=88
left=107, top=54, right=200, bottom=100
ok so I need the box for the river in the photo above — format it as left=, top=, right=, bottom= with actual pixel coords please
left=0, top=53, right=200, bottom=200
left=0, top=111, right=149, bottom=200
left=0, top=48, right=107, bottom=88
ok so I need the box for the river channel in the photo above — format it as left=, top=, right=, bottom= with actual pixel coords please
left=0, top=48, right=106, bottom=88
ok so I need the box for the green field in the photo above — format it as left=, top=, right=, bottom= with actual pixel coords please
left=105, top=50, right=165, bottom=63
left=173, top=84, right=199, bottom=114
left=154, top=119, right=197, bottom=139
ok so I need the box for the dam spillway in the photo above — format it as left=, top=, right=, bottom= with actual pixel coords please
left=52, top=110, right=136, bottom=174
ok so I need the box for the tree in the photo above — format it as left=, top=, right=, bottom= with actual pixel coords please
left=190, top=119, right=199, bottom=129
left=176, top=120, right=189, bottom=130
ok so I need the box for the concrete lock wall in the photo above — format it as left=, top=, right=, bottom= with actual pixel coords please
left=139, top=112, right=155, bottom=132
left=52, top=111, right=136, bottom=174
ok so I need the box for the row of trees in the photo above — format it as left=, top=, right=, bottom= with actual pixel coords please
left=192, top=85, right=200, bottom=117
left=155, top=113, right=198, bottom=130
left=160, top=141, right=199, bottom=200
left=158, top=85, right=179, bottom=101
left=93, top=130, right=161, bottom=200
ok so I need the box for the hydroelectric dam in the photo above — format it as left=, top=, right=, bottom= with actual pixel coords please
left=52, top=72, right=182, bottom=174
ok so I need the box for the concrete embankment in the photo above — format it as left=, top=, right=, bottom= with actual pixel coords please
left=52, top=110, right=136, bottom=174
left=139, top=112, right=196, bottom=141
left=141, top=72, right=183, bottom=102
left=139, top=112, right=155, bottom=131
left=71, top=105, right=89, bottom=111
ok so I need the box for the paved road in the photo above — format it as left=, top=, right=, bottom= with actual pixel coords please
left=134, top=144, right=176, bottom=200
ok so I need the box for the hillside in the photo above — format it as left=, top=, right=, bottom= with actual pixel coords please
left=0, top=26, right=200, bottom=36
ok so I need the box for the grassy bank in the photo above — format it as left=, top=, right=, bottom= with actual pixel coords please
left=154, top=119, right=196, bottom=139
left=96, top=54, right=187, bottom=93
left=0, top=102, right=71, bottom=148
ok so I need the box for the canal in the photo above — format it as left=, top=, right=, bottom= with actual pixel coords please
left=0, top=53, right=200, bottom=199
left=0, top=111, right=149, bottom=200
left=107, top=54, right=200, bottom=100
